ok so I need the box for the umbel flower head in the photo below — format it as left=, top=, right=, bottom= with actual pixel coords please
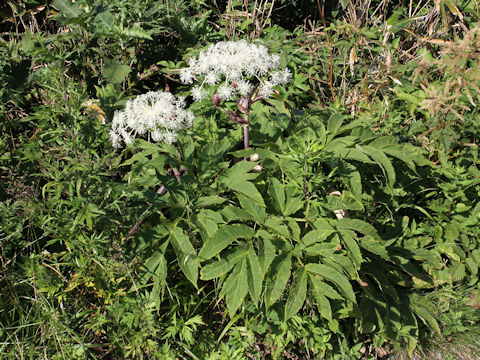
left=110, top=91, right=194, bottom=148
left=180, top=40, right=291, bottom=102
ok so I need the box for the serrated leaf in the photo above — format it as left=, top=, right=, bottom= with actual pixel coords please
left=301, top=229, right=335, bottom=247
left=357, top=144, right=395, bottom=187
left=102, top=63, right=131, bottom=84
left=309, top=274, right=333, bottom=321
left=137, top=251, right=166, bottom=286
left=265, top=252, right=292, bottom=308
left=359, top=236, right=389, bottom=260
left=335, top=218, right=380, bottom=241
left=338, top=161, right=363, bottom=201
left=247, top=248, right=263, bottom=306
left=264, top=216, right=290, bottom=238
left=229, top=181, right=265, bottom=207
left=327, top=113, right=344, bottom=137
left=382, top=146, right=416, bottom=171
left=93, top=11, right=115, bottom=32
left=193, top=196, right=227, bottom=208
left=200, top=247, right=249, bottom=280
left=224, top=259, right=249, bottom=316
left=258, top=230, right=275, bottom=275
left=269, top=178, right=286, bottom=214
left=305, top=263, right=356, bottom=303
left=238, top=194, right=266, bottom=223
left=339, top=231, right=363, bottom=268
left=198, top=224, right=255, bottom=260
left=52, top=0, right=82, bottom=18
left=220, top=205, right=253, bottom=222
left=284, top=185, right=304, bottom=216
left=412, top=303, right=441, bottom=335
left=121, top=27, right=153, bottom=40
left=219, top=161, right=260, bottom=187
left=284, top=268, right=307, bottom=320
left=170, top=228, right=198, bottom=287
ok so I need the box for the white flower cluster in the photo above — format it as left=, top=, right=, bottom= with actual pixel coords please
left=180, top=40, right=292, bottom=101
left=110, top=91, right=194, bottom=148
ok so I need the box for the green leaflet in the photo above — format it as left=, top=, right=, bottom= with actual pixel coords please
left=284, top=268, right=307, bottom=320
left=327, top=113, right=344, bottom=138
left=247, top=248, right=263, bottom=306
left=305, top=263, right=356, bottom=303
left=268, top=178, right=286, bottom=214
left=264, top=216, right=290, bottom=238
left=220, top=205, right=254, bottom=222
left=338, top=160, right=363, bottom=202
left=198, top=224, right=255, bottom=260
left=229, top=181, right=265, bottom=207
left=52, top=0, right=82, bottom=19
left=238, top=194, right=266, bottom=224
left=192, top=196, right=227, bottom=208
left=219, top=161, right=260, bottom=187
left=200, top=246, right=249, bottom=280
left=301, top=228, right=335, bottom=247
left=222, top=259, right=249, bottom=316
left=137, top=251, right=167, bottom=292
left=357, top=144, right=395, bottom=187
left=265, top=252, right=292, bottom=308
left=411, top=302, right=441, bottom=335
left=268, top=178, right=304, bottom=216
left=170, top=228, right=199, bottom=288
left=102, top=63, right=131, bottom=84
left=339, top=231, right=363, bottom=268
left=334, top=218, right=381, bottom=241
left=309, top=274, right=333, bottom=321
left=258, top=230, right=276, bottom=275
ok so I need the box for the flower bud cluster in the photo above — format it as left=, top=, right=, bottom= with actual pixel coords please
left=180, top=40, right=291, bottom=101
left=110, top=91, right=194, bottom=148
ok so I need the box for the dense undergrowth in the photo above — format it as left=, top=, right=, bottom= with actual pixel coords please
left=1, top=0, right=480, bottom=359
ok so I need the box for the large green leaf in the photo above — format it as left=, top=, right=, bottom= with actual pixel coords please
left=265, top=252, right=292, bottom=308
left=327, top=113, right=344, bottom=138
left=357, top=145, right=395, bottom=187
left=52, top=0, right=82, bottom=19
left=200, top=247, right=249, bottom=280
left=334, top=218, right=380, bottom=241
left=247, top=248, right=263, bottom=306
left=339, top=231, right=363, bottom=268
left=305, top=263, right=356, bottom=303
left=224, top=259, right=249, bottom=316
left=268, top=178, right=286, bottom=215
left=219, top=161, right=260, bottom=187
left=229, top=181, right=265, bottom=207
left=338, top=160, right=363, bottom=201
left=301, top=229, right=335, bottom=247
left=102, top=63, right=131, bottom=84
left=170, top=228, right=199, bottom=287
left=238, top=194, right=266, bottom=224
left=258, top=230, right=275, bottom=275
left=284, top=268, right=307, bottom=320
left=309, top=274, right=333, bottom=321
left=198, top=224, right=255, bottom=260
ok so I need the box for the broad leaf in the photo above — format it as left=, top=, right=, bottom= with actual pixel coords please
left=285, top=268, right=307, bottom=320
left=198, top=224, right=255, bottom=260
left=305, top=263, right=356, bottom=303
left=309, top=274, right=333, bottom=321
left=247, top=248, right=263, bottom=306
left=357, top=144, right=395, bottom=187
left=200, top=246, right=249, bottom=280
left=265, top=252, right=292, bottom=308
left=225, top=259, right=249, bottom=316
left=170, top=228, right=198, bottom=287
